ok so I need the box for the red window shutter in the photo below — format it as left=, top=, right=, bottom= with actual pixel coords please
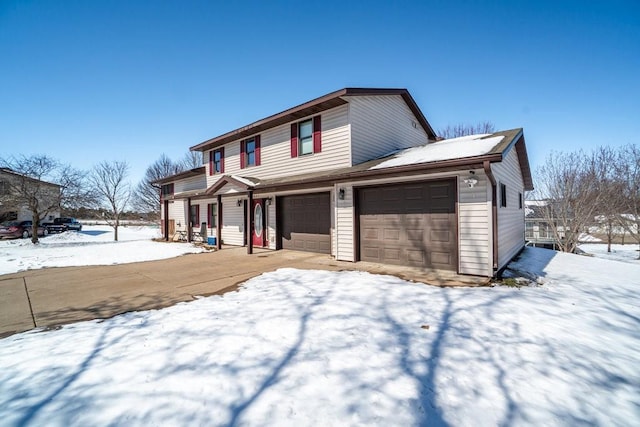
left=240, top=140, right=246, bottom=169
left=313, top=115, right=322, bottom=153
left=207, top=204, right=211, bottom=228
left=220, top=147, right=225, bottom=173
left=209, top=151, right=213, bottom=176
left=290, top=123, right=298, bottom=158
left=255, top=135, right=261, bottom=166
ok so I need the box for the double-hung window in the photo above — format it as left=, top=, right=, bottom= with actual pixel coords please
left=299, top=119, right=313, bottom=156
left=210, top=148, right=225, bottom=175
left=207, top=203, right=217, bottom=228
left=161, top=183, right=174, bottom=199
left=290, top=115, right=321, bottom=157
left=190, top=205, right=200, bottom=227
left=240, top=136, right=260, bottom=169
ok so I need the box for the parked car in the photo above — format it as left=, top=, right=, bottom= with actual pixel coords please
left=45, top=217, right=83, bottom=233
left=0, top=220, right=49, bottom=239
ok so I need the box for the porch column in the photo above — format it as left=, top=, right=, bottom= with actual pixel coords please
left=187, top=197, right=192, bottom=242
left=216, top=194, right=222, bottom=250
left=247, top=190, right=253, bottom=255
left=163, top=200, right=169, bottom=241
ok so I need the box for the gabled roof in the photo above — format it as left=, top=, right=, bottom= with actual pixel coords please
left=189, top=88, right=437, bottom=152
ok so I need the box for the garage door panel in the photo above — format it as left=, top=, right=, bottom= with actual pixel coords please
left=358, top=180, right=457, bottom=271
left=384, top=228, right=401, bottom=240
left=383, top=248, right=401, bottom=261
left=281, top=193, right=331, bottom=254
left=407, top=229, right=424, bottom=241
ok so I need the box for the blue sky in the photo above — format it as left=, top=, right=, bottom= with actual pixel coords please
left=1, top=0, right=638, bottom=186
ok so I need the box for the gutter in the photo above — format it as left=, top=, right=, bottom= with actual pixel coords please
left=483, top=160, right=499, bottom=273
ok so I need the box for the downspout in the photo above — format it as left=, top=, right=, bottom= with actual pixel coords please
left=483, top=160, right=499, bottom=273
left=247, top=191, right=253, bottom=255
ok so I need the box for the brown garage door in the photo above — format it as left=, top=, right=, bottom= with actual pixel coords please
left=280, top=193, right=331, bottom=254
left=358, top=179, right=457, bottom=270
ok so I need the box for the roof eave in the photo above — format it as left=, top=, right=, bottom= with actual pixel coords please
left=152, top=167, right=205, bottom=185
left=255, top=154, right=502, bottom=193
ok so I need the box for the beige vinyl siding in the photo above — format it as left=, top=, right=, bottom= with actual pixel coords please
left=175, top=175, right=206, bottom=193
left=221, top=198, right=245, bottom=246
left=457, top=170, right=492, bottom=276
left=168, top=200, right=187, bottom=231
left=492, top=147, right=526, bottom=269
left=349, top=95, right=430, bottom=165
left=205, top=104, right=350, bottom=187
left=335, top=185, right=354, bottom=262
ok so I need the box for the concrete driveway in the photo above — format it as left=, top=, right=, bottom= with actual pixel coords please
left=0, top=247, right=488, bottom=338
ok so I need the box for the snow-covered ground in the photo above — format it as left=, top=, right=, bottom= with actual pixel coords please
left=0, top=225, right=205, bottom=275
left=579, top=243, right=640, bottom=264
left=0, top=247, right=638, bottom=426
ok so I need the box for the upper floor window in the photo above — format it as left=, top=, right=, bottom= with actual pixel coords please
left=209, top=148, right=225, bottom=175
left=299, top=120, right=313, bottom=156
left=240, top=135, right=261, bottom=169
left=161, top=183, right=174, bottom=198
left=291, top=115, right=321, bottom=157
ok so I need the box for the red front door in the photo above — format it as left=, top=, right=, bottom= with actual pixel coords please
left=252, top=199, right=266, bottom=247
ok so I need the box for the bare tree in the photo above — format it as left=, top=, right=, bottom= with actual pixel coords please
left=533, top=150, right=606, bottom=253
left=0, top=155, right=91, bottom=243
left=181, top=150, right=202, bottom=170
left=592, top=146, right=623, bottom=252
left=90, top=161, right=131, bottom=241
left=438, top=121, right=495, bottom=139
left=132, top=154, right=184, bottom=219
left=614, top=144, right=640, bottom=258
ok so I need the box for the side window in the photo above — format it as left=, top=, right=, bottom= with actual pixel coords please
left=519, top=192, right=523, bottom=209
left=500, top=183, right=507, bottom=208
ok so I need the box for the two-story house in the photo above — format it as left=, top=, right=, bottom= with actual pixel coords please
left=155, top=88, right=534, bottom=277
left=0, top=168, right=61, bottom=223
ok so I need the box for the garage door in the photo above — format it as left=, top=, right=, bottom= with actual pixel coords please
left=280, top=193, right=331, bottom=254
left=358, top=180, right=457, bottom=270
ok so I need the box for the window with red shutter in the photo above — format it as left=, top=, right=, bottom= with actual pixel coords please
left=313, top=115, right=322, bottom=153
left=292, top=115, right=321, bottom=156
left=255, top=135, right=261, bottom=166
left=240, top=140, right=246, bottom=169
left=211, top=148, right=225, bottom=174
left=290, top=123, right=298, bottom=158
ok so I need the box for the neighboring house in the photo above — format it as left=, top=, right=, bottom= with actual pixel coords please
left=155, top=88, right=534, bottom=277
left=0, top=168, right=61, bottom=223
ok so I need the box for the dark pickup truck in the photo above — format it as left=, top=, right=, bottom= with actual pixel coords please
left=44, top=217, right=83, bottom=233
